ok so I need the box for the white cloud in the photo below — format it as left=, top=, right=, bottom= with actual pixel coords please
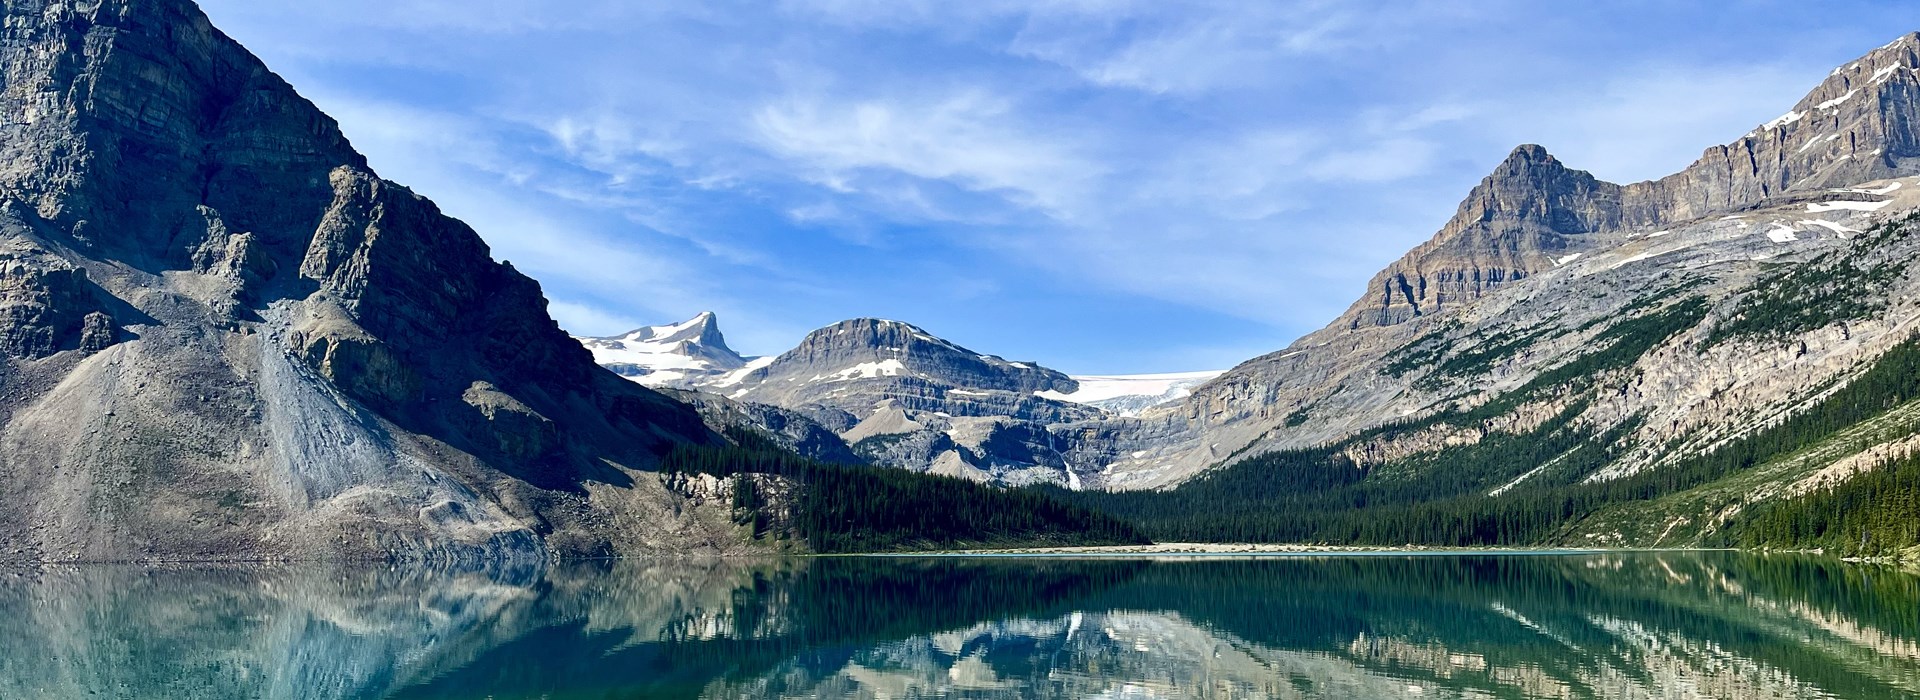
left=753, top=90, right=1100, bottom=218
left=194, top=0, right=1902, bottom=372
left=1009, top=1, right=1499, bottom=95
left=294, top=94, right=731, bottom=327
left=543, top=116, right=689, bottom=181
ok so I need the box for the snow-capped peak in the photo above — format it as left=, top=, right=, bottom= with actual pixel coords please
left=618, top=311, right=722, bottom=346
left=577, top=312, right=755, bottom=389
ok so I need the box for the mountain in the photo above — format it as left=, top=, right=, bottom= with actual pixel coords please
left=582, top=315, right=1188, bottom=485
left=586, top=312, right=1221, bottom=419
left=1071, top=31, right=1920, bottom=493
left=0, top=0, right=1136, bottom=562
left=577, top=312, right=760, bottom=389
left=727, top=318, right=1088, bottom=418
left=1059, top=32, right=1920, bottom=553
left=0, top=0, right=785, bottom=562
left=561, top=33, right=1920, bottom=548
left=1351, top=33, right=1920, bottom=329
left=704, top=317, right=1108, bottom=485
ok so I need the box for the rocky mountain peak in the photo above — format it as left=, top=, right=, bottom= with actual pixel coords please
left=1342, top=143, right=1627, bottom=327
left=787, top=318, right=935, bottom=359
left=1794, top=31, right=1920, bottom=115
left=578, top=312, right=750, bottom=389
left=0, top=0, right=730, bottom=561
left=768, top=318, right=1074, bottom=393
left=1669, top=29, right=1920, bottom=211
left=1474, top=144, right=1622, bottom=235
left=622, top=311, right=730, bottom=352
left=1342, top=31, right=1920, bottom=329
left=1503, top=143, right=1554, bottom=165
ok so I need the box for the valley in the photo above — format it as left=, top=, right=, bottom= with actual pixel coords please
left=582, top=33, right=1920, bottom=559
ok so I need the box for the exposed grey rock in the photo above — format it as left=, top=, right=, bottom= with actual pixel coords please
left=1350, top=144, right=1625, bottom=327
left=686, top=317, right=1104, bottom=485
left=0, top=248, right=112, bottom=359
left=1088, top=31, right=1920, bottom=491
left=732, top=318, right=1085, bottom=415
left=1349, top=33, right=1920, bottom=330
left=0, top=0, right=764, bottom=562
left=663, top=387, right=862, bottom=465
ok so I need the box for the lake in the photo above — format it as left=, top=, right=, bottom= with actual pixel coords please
left=1, top=552, right=1916, bottom=698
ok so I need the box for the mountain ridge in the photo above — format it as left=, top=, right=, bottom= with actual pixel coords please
left=0, top=0, right=820, bottom=561
left=577, top=313, right=1228, bottom=485
left=1347, top=34, right=1920, bottom=331
left=565, top=31, right=1920, bottom=511
left=1062, top=29, right=1920, bottom=493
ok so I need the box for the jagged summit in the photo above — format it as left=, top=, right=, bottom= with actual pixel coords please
left=1793, top=30, right=1920, bottom=117
left=1345, top=30, right=1920, bottom=328
left=723, top=317, right=1096, bottom=486
left=578, top=312, right=753, bottom=389
left=1346, top=143, right=1629, bottom=326
left=620, top=311, right=727, bottom=347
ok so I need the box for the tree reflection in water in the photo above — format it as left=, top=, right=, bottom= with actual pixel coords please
left=0, top=553, right=1915, bottom=699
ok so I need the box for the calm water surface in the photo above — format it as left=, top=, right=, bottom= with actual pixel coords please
left=2, top=552, right=1917, bottom=699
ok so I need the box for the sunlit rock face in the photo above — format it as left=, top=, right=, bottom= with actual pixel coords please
left=1084, top=33, right=1920, bottom=493
left=0, top=0, right=740, bottom=562
left=1, top=553, right=1914, bottom=698
left=583, top=314, right=1114, bottom=486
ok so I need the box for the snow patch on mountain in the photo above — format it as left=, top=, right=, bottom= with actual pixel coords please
left=1807, top=200, right=1893, bottom=213
left=575, top=312, right=758, bottom=389
left=1798, top=219, right=1860, bottom=236
left=823, top=359, right=908, bottom=382
left=1039, top=371, right=1228, bottom=416
left=1835, top=181, right=1902, bottom=196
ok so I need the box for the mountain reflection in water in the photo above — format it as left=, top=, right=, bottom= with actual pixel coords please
left=0, top=553, right=1916, bottom=699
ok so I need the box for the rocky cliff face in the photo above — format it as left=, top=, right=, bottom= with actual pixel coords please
left=0, top=0, right=761, bottom=562
left=1348, top=145, right=1631, bottom=327
left=718, top=318, right=1101, bottom=485
left=1347, top=34, right=1920, bottom=331
left=1081, top=31, right=1920, bottom=494
left=580, top=313, right=1230, bottom=487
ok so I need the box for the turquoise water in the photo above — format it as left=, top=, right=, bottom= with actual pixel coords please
left=2, top=552, right=1916, bottom=698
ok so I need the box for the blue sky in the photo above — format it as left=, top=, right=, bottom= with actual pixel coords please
left=197, top=1, right=1915, bottom=373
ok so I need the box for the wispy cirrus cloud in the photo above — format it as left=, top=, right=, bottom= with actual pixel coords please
left=197, top=0, right=1918, bottom=371
left=754, top=90, right=1100, bottom=220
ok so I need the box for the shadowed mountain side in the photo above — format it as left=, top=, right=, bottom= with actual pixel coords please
left=0, top=0, right=748, bottom=561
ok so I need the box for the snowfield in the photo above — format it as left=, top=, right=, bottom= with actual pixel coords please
left=1039, top=370, right=1227, bottom=416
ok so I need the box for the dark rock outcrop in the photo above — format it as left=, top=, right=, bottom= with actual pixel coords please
left=0, top=0, right=748, bottom=562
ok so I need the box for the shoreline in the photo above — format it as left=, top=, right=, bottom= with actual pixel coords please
left=4, top=544, right=1874, bottom=565
left=864, top=543, right=1728, bottom=557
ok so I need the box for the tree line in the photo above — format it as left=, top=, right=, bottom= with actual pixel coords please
left=664, top=426, right=1149, bottom=553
